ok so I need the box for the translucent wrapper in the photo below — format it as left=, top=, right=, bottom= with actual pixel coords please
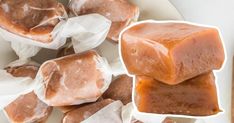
left=121, top=103, right=135, bottom=123
left=65, top=14, right=112, bottom=53
left=0, top=41, right=40, bottom=109
left=0, top=70, right=36, bottom=109
left=95, top=40, right=126, bottom=76
left=0, top=13, right=111, bottom=50
left=7, top=42, right=41, bottom=67
left=81, top=101, right=123, bottom=123
left=34, top=51, right=112, bottom=106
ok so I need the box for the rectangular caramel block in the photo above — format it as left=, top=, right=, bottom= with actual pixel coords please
left=135, top=72, right=220, bottom=116
left=121, top=22, right=225, bottom=85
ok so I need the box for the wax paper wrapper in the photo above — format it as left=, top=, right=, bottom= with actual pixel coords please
left=63, top=14, right=111, bottom=53
left=34, top=51, right=112, bottom=106
left=0, top=41, right=40, bottom=109
left=81, top=101, right=123, bottom=123
left=7, top=42, right=41, bottom=67
left=95, top=40, right=126, bottom=76
left=0, top=4, right=111, bottom=50
left=0, top=70, right=36, bottom=109
left=0, top=1, right=67, bottom=49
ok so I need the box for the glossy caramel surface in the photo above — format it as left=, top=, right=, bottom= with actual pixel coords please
left=121, top=22, right=225, bottom=84
left=135, top=72, right=220, bottom=116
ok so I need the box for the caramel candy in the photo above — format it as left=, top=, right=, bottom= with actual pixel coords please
left=4, top=65, right=52, bottom=123
left=69, top=0, right=138, bottom=42
left=135, top=72, right=221, bottom=116
left=0, top=0, right=66, bottom=43
left=63, top=99, right=114, bottom=123
left=103, top=74, right=133, bottom=104
left=4, top=92, right=52, bottom=123
left=36, top=50, right=112, bottom=106
left=5, top=65, right=39, bottom=79
left=121, top=22, right=225, bottom=85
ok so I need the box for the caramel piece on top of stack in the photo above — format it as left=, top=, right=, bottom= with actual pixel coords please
left=121, top=22, right=225, bottom=85
left=135, top=72, right=220, bottom=116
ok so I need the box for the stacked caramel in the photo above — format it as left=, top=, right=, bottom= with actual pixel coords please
left=120, top=22, right=225, bottom=116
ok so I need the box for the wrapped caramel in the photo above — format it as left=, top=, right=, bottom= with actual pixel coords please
left=0, top=0, right=66, bottom=43
left=4, top=65, right=52, bottom=123
left=69, top=0, right=139, bottom=42
left=34, top=50, right=112, bottom=106
left=63, top=99, right=123, bottom=123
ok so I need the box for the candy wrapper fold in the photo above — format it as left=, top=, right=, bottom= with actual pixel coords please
left=81, top=101, right=123, bottom=123
left=0, top=70, right=36, bottom=109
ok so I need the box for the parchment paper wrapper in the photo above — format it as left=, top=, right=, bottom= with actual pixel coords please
left=81, top=101, right=123, bottom=123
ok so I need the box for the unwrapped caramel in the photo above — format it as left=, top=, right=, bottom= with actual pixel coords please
left=36, top=50, right=112, bottom=106
left=103, top=74, right=133, bottom=105
left=63, top=99, right=114, bottom=123
left=135, top=72, right=221, bottom=116
left=121, top=22, right=225, bottom=85
left=69, top=0, right=139, bottom=42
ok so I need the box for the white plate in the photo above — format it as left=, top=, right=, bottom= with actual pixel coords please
left=0, top=0, right=192, bottom=123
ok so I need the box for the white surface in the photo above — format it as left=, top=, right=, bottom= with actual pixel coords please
left=169, top=1, right=234, bottom=123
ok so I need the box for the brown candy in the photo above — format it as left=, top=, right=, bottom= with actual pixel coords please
left=37, top=50, right=111, bottom=106
left=63, top=99, right=114, bottom=123
left=0, top=0, right=66, bottom=43
left=4, top=92, right=52, bottom=123
left=69, top=0, right=138, bottom=42
left=4, top=65, right=52, bottom=123
left=121, top=22, right=225, bottom=85
left=103, top=74, right=133, bottom=104
left=5, top=65, right=39, bottom=79
left=135, top=72, right=221, bottom=116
